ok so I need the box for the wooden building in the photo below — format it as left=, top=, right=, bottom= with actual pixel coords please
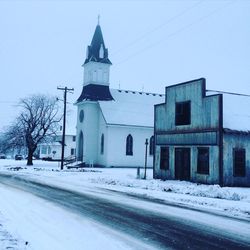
left=154, top=78, right=250, bottom=186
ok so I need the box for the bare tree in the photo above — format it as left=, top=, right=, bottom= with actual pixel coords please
left=3, top=94, right=61, bottom=165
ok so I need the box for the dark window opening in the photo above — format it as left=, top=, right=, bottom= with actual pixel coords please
left=197, top=147, right=209, bottom=174
left=72, top=136, right=76, bottom=142
left=175, top=101, right=191, bottom=125
left=71, top=148, right=75, bottom=155
left=149, top=136, right=154, bottom=156
left=234, top=148, right=246, bottom=177
left=101, top=134, right=104, bottom=154
left=160, top=147, right=169, bottom=170
left=126, top=134, right=133, bottom=156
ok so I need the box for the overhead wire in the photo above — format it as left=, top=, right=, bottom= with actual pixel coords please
left=115, top=0, right=236, bottom=66
left=207, top=90, right=250, bottom=97
left=111, top=0, right=203, bottom=56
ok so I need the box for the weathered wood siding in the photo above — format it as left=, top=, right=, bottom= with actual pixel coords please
left=154, top=78, right=221, bottom=184
left=156, top=132, right=218, bottom=145
left=223, top=133, right=250, bottom=186
left=155, top=79, right=220, bottom=132
left=154, top=145, right=220, bottom=184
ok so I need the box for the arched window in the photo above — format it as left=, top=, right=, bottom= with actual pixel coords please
left=99, top=44, right=104, bottom=58
left=101, top=134, right=104, bottom=154
left=78, top=131, right=84, bottom=162
left=126, top=134, right=133, bottom=156
left=149, top=136, right=154, bottom=156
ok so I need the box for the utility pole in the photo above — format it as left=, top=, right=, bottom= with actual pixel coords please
left=57, top=86, right=74, bottom=170
left=144, top=138, right=148, bottom=179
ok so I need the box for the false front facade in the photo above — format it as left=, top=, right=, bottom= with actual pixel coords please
left=154, top=78, right=250, bottom=186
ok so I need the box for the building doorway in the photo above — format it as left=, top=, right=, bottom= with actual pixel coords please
left=175, top=147, right=191, bottom=181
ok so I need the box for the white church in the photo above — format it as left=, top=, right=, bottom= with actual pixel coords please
left=75, top=22, right=164, bottom=167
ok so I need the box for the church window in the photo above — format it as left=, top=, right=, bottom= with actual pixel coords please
left=149, top=136, right=154, bottom=156
left=103, top=72, right=108, bottom=82
left=101, top=134, right=104, bottom=154
left=88, top=71, right=91, bottom=81
left=99, top=44, right=104, bottom=58
left=79, top=110, right=84, bottom=123
left=98, top=69, right=102, bottom=82
left=93, top=70, right=97, bottom=81
left=175, top=101, right=191, bottom=126
left=126, top=134, right=133, bottom=156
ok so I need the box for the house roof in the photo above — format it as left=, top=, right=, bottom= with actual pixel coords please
left=99, top=89, right=165, bottom=127
left=84, top=24, right=112, bottom=65
left=222, top=93, right=250, bottom=132
left=208, top=91, right=250, bottom=132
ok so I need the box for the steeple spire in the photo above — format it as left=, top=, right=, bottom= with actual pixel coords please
left=83, top=21, right=112, bottom=65
left=77, top=21, right=113, bottom=102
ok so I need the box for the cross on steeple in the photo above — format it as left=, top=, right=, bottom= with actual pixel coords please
left=98, top=14, right=100, bottom=25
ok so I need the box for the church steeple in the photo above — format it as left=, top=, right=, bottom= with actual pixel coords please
left=77, top=21, right=113, bottom=102
left=84, top=23, right=112, bottom=65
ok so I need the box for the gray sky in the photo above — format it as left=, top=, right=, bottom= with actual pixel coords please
left=0, top=0, right=249, bottom=131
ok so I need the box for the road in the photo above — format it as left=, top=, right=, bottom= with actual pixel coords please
left=0, top=173, right=249, bottom=250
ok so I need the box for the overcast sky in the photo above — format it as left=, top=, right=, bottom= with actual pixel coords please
left=0, top=0, right=249, bottom=132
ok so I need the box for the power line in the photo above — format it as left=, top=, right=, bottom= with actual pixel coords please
left=111, top=0, right=203, bottom=56
left=115, top=0, right=235, bottom=66
left=207, top=89, right=250, bottom=97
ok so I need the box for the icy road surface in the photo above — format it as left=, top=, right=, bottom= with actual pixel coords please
left=0, top=174, right=250, bottom=250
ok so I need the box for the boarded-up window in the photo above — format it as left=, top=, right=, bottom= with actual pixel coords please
left=197, top=147, right=209, bottom=174
left=160, top=147, right=169, bottom=170
left=175, top=101, right=191, bottom=125
left=149, top=136, right=154, bottom=156
left=233, top=148, right=246, bottom=177
left=126, top=134, right=133, bottom=156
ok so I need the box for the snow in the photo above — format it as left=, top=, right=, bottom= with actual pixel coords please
left=0, top=183, right=151, bottom=250
left=99, top=89, right=164, bottom=127
left=208, top=91, right=250, bottom=132
left=0, top=159, right=250, bottom=249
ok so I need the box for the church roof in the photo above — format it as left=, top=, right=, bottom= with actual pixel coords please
left=99, top=89, right=165, bottom=127
left=77, top=84, right=114, bottom=102
left=84, top=24, right=112, bottom=65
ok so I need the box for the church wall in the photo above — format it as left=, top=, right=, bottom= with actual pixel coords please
left=76, top=101, right=100, bottom=165
left=96, top=110, right=108, bottom=167
left=105, top=125, right=154, bottom=168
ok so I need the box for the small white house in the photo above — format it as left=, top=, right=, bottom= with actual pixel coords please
left=75, top=22, right=164, bottom=167
left=39, top=109, right=76, bottom=160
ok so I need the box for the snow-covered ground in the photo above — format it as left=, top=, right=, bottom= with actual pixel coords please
left=0, top=159, right=249, bottom=249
